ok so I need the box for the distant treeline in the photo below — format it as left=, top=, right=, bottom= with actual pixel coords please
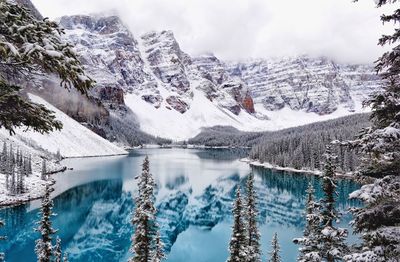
left=249, top=113, right=370, bottom=172
left=188, top=113, right=371, bottom=172
left=188, top=126, right=264, bottom=147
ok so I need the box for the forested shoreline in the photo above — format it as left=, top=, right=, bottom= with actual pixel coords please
left=249, top=113, right=370, bottom=173
left=189, top=113, right=370, bottom=173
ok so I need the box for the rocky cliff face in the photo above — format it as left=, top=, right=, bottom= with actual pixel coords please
left=12, top=0, right=382, bottom=141
left=57, top=13, right=382, bottom=140
left=225, top=56, right=381, bottom=115
left=59, top=15, right=256, bottom=118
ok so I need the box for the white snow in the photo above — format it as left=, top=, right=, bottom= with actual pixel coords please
left=0, top=130, right=63, bottom=206
left=125, top=90, right=267, bottom=141
left=6, top=94, right=127, bottom=158
left=125, top=90, right=370, bottom=141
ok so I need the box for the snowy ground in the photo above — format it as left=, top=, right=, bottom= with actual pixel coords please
left=125, top=92, right=370, bottom=141
left=10, top=94, right=128, bottom=158
left=242, top=158, right=354, bottom=179
left=0, top=94, right=128, bottom=206
left=0, top=129, right=65, bottom=206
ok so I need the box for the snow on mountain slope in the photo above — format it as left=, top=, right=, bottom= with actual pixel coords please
left=9, top=94, right=127, bottom=157
left=125, top=90, right=265, bottom=140
left=125, top=90, right=370, bottom=140
left=57, top=14, right=381, bottom=141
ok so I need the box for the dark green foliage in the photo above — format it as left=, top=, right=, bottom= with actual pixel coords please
left=245, top=173, right=261, bottom=262
left=0, top=81, right=62, bottom=135
left=35, top=184, right=57, bottom=262
left=188, top=126, right=263, bottom=147
left=319, top=145, right=348, bottom=261
left=227, top=186, right=247, bottom=262
left=321, top=145, right=336, bottom=229
left=269, top=233, right=281, bottom=262
left=294, top=183, right=322, bottom=262
left=130, top=156, right=165, bottom=262
left=0, top=0, right=94, bottom=135
left=250, top=114, right=369, bottom=172
left=344, top=1, right=400, bottom=260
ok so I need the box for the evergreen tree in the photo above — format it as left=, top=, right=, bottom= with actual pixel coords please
left=56, top=150, right=62, bottom=161
left=268, top=233, right=281, bottom=262
left=27, top=154, right=32, bottom=175
left=0, top=220, right=5, bottom=262
left=0, top=0, right=94, bottom=135
left=227, top=186, right=247, bottom=262
left=130, top=156, right=162, bottom=262
left=153, top=231, right=165, bottom=262
left=293, top=183, right=322, bottom=262
left=62, top=253, right=69, bottom=262
left=35, top=184, right=57, bottom=262
left=9, top=163, right=16, bottom=195
left=320, top=145, right=348, bottom=262
left=0, top=142, right=6, bottom=174
left=245, top=173, right=261, bottom=262
left=41, top=159, right=47, bottom=181
left=344, top=2, right=400, bottom=261
left=54, top=237, right=62, bottom=262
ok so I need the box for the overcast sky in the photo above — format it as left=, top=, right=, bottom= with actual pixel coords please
left=31, top=0, right=395, bottom=64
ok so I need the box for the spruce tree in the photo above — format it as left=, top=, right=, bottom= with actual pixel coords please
left=62, top=253, right=69, bottom=262
left=0, top=142, right=6, bottom=174
left=344, top=2, right=400, bottom=260
left=293, top=183, right=322, bottom=262
left=41, top=159, right=47, bottom=181
left=153, top=231, right=165, bottom=262
left=9, top=163, right=16, bottom=195
left=320, top=145, right=348, bottom=262
left=227, top=186, right=247, bottom=262
left=268, top=233, right=281, bottom=262
left=54, top=237, right=62, bottom=262
left=27, top=154, right=32, bottom=175
left=130, top=156, right=162, bottom=262
left=0, top=0, right=94, bottom=135
left=56, top=150, right=62, bottom=161
left=35, top=184, right=57, bottom=262
left=245, top=173, right=261, bottom=262
left=0, top=220, right=5, bottom=262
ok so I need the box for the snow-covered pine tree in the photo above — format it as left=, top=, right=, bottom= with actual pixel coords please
left=27, top=154, right=32, bottom=175
left=16, top=167, right=24, bottom=194
left=54, top=237, right=62, bottom=262
left=9, top=162, right=16, bottom=195
left=320, top=145, right=348, bottom=261
left=41, top=159, right=47, bottom=181
left=227, top=186, right=247, bottom=262
left=0, top=220, right=5, bottom=262
left=343, top=1, right=400, bottom=261
left=62, top=253, right=68, bottom=262
left=293, top=182, right=322, bottom=262
left=56, top=150, right=62, bottom=161
left=349, top=0, right=400, bottom=177
left=0, top=142, right=7, bottom=174
left=130, top=156, right=159, bottom=262
left=268, top=232, right=281, bottom=262
left=35, top=184, right=57, bottom=262
left=153, top=230, right=165, bottom=262
left=245, top=173, right=261, bottom=262
left=0, top=0, right=94, bottom=135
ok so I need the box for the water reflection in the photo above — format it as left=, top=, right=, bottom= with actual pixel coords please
left=0, top=148, right=360, bottom=262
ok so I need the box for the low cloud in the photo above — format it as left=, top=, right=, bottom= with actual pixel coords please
left=32, top=0, right=395, bottom=64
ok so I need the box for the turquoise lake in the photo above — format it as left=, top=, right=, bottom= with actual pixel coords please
left=0, top=148, right=360, bottom=261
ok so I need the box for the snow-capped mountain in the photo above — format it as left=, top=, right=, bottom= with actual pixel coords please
left=56, top=14, right=380, bottom=140
left=225, top=57, right=381, bottom=114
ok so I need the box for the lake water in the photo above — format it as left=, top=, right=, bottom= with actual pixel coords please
left=0, top=148, right=360, bottom=262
